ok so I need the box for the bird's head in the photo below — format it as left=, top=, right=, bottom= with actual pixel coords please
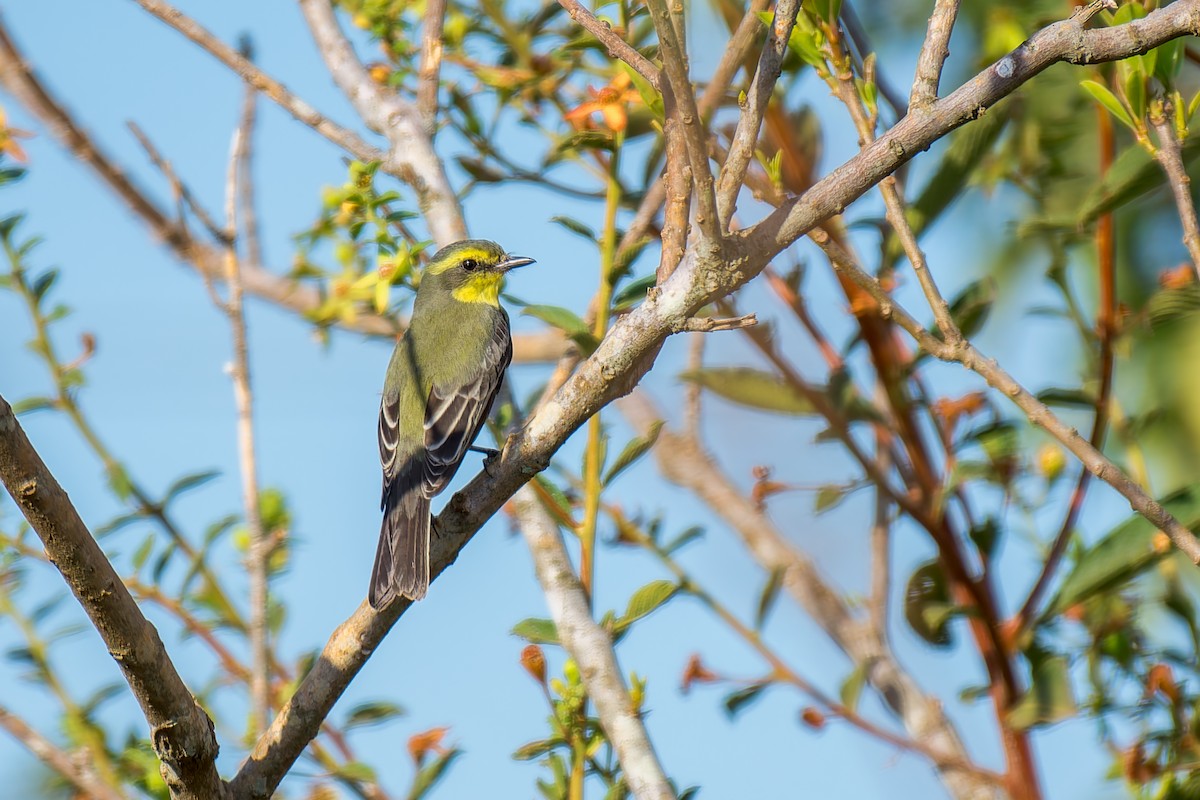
left=418, top=239, right=535, bottom=306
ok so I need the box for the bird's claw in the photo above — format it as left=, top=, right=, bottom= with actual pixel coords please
left=469, top=445, right=502, bottom=478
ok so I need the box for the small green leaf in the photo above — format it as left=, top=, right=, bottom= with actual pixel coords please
left=1044, top=486, right=1200, bottom=618
left=723, top=682, right=768, bottom=719
left=522, top=304, right=600, bottom=355
left=164, top=470, right=220, bottom=503
left=549, top=215, right=597, bottom=243
left=344, top=700, right=406, bottom=730
left=612, top=274, right=657, bottom=311
left=512, top=617, right=560, bottom=645
left=513, top=738, right=565, bottom=761
left=407, top=749, right=462, bottom=800
left=1080, top=79, right=1137, bottom=132
left=30, top=268, right=58, bottom=303
left=132, top=533, right=155, bottom=573
left=840, top=661, right=870, bottom=713
left=680, top=368, right=816, bottom=415
left=603, top=421, right=663, bottom=486
left=335, top=761, right=377, bottom=782
left=755, top=567, right=786, bottom=630
left=1036, top=388, right=1096, bottom=409
left=107, top=464, right=134, bottom=502
left=11, top=397, right=54, bottom=415
left=1007, top=654, right=1076, bottom=730
left=945, top=278, right=996, bottom=340
left=663, top=525, right=704, bottom=554
left=814, top=485, right=845, bottom=514
left=618, top=580, right=677, bottom=629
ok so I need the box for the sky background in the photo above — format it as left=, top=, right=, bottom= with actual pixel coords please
left=0, top=1, right=1172, bottom=798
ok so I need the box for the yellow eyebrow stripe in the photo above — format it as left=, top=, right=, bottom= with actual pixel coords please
left=451, top=273, right=504, bottom=306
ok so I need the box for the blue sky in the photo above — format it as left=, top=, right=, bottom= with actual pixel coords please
left=0, top=1, right=1165, bottom=798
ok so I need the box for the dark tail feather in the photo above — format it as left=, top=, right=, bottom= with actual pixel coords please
left=369, top=491, right=431, bottom=609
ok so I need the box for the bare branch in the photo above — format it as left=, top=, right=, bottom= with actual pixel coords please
left=910, top=0, right=962, bottom=108
left=131, top=0, right=388, bottom=167
left=0, top=706, right=127, bottom=800
left=0, top=395, right=226, bottom=800
left=716, top=0, right=799, bottom=229
left=841, top=1, right=908, bottom=118
left=222, top=81, right=271, bottom=738
left=814, top=231, right=1200, bottom=565
left=1151, top=105, right=1200, bottom=278
left=645, top=0, right=721, bottom=242
left=673, top=312, right=757, bottom=332
left=746, top=0, right=1200, bottom=255
left=0, top=16, right=563, bottom=360
left=513, top=486, right=676, bottom=800
left=620, top=394, right=996, bottom=799
left=556, top=0, right=662, bottom=89
left=296, top=0, right=466, bottom=245
left=417, top=0, right=449, bottom=132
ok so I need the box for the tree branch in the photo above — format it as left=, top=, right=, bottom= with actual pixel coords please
left=296, top=0, right=466, bottom=245
left=513, top=486, right=676, bottom=800
left=745, top=0, right=1200, bottom=255
left=1151, top=104, right=1200, bottom=278
left=416, top=0, right=449, bottom=132
left=715, top=0, right=798, bottom=229
left=909, top=0, right=961, bottom=109
left=556, top=0, right=662, bottom=89
left=0, top=705, right=127, bottom=800
left=0, top=395, right=226, bottom=800
left=620, top=394, right=996, bottom=799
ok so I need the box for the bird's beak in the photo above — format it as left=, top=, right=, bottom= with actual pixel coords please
left=497, top=255, right=536, bottom=272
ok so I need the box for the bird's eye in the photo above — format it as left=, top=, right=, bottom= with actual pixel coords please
left=461, top=258, right=479, bottom=272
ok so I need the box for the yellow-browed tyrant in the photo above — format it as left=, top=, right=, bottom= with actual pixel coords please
left=370, top=240, right=534, bottom=608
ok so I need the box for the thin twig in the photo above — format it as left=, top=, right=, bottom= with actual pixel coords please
left=1151, top=104, right=1200, bottom=278
left=514, top=487, right=676, bottom=800
left=910, top=0, right=962, bottom=109
left=556, top=0, right=662, bottom=89
left=673, top=312, right=757, bottom=332
left=841, top=1, right=908, bottom=118
left=1013, top=102, right=1118, bottom=638
left=221, top=77, right=270, bottom=738
left=645, top=0, right=721, bottom=242
left=0, top=706, right=127, bottom=800
left=417, top=0, right=449, bottom=132
left=715, top=0, right=799, bottom=229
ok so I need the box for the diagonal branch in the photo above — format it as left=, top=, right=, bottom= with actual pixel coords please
left=0, top=395, right=226, bottom=800
left=513, top=486, right=675, bottom=800
left=416, top=0, right=449, bottom=132
left=715, top=0, right=798, bottom=229
left=746, top=0, right=1200, bottom=255
left=644, top=0, right=721, bottom=243
left=0, top=705, right=127, bottom=800
left=620, top=394, right=994, bottom=799
left=910, top=0, right=962, bottom=108
left=296, top=0, right=465, bottom=245
left=0, top=14, right=564, bottom=361
left=556, top=0, right=662, bottom=89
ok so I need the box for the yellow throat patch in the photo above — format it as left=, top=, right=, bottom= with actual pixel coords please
left=452, top=272, right=504, bottom=306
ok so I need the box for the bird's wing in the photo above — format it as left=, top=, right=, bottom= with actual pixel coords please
left=421, top=310, right=512, bottom=497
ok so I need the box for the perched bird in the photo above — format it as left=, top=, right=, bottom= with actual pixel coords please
left=370, top=239, right=534, bottom=608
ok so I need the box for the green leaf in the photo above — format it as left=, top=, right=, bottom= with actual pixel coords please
left=549, top=215, right=597, bottom=243
left=335, top=761, right=377, bottom=782
left=663, top=525, right=704, bottom=554
left=11, top=397, right=54, bottom=415
left=814, top=485, right=845, bottom=514
left=407, top=749, right=462, bottom=800
left=603, top=421, right=663, bottom=486
left=1044, top=486, right=1200, bottom=619
left=533, top=475, right=574, bottom=526
left=132, top=533, right=155, bottom=573
left=522, top=304, right=600, bottom=356
left=1007, top=654, right=1076, bottom=730
left=1080, top=79, right=1137, bottom=132
left=512, top=617, right=560, bottom=645
left=164, top=470, right=220, bottom=503
left=612, top=274, right=657, bottom=311
left=1078, top=137, right=1200, bottom=225
left=680, top=368, right=816, bottom=415
left=723, top=682, right=768, bottom=719
left=1036, top=388, right=1096, bottom=409
left=617, top=61, right=663, bottom=118
left=840, top=662, right=869, bottom=713
left=30, top=268, right=58, bottom=303
left=106, top=464, right=134, bottom=502
left=755, top=567, right=786, bottom=630
left=945, top=278, right=996, bottom=340
left=616, top=580, right=677, bottom=631
left=344, top=700, right=406, bottom=730
left=513, top=737, right=565, bottom=761
left=904, top=561, right=955, bottom=648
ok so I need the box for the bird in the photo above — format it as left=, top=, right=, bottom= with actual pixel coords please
left=370, top=239, right=534, bottom=609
